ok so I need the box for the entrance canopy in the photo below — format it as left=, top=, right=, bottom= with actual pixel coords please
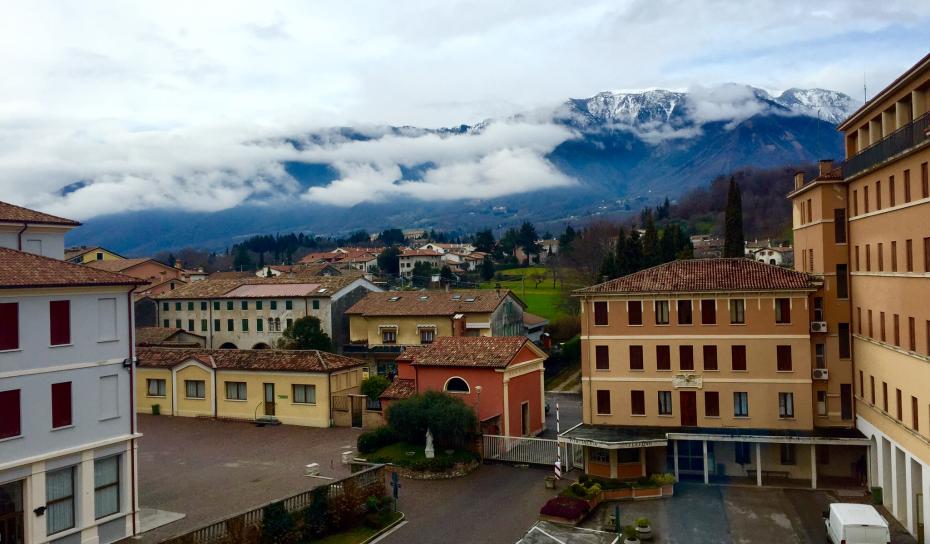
left=667, top=426, right=871, bottom=446
left=557, top=424, right=667, bottom=449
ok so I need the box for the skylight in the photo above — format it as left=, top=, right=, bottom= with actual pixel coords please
left=388, top=296, right=401, bottom=302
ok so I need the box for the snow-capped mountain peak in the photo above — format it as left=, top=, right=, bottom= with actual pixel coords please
left=775, top=88, right=859, bottom=124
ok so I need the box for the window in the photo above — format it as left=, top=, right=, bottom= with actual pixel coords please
left=836, top=265, right=848, bottom=298
left=806, top=198, right=812, bottom=222
left=593, top=301, right=608, bottom=325
left=853, top=189, right=858, bottom=215
left=186, top=301, right=193, bottom=311
left=866, top=244, right=871, bottom=271
left=704, top=391, right=720, bottom=417
left=729, top=299, right=745, bottom=324
left=892, top=241, right=898, bottom=272
left=913, top=396, right=919, bottom=431
left=702, top=345, right=718, bottom=370
left=631, top=390, right=645, bottom=415
left=698, top=299, right=716, bottom=325
left=213, top=319, right=220, bottom=331
left=893, top=314, right=900, bottom=346
left=147, top=379, right=166, bottom=397
left=882, top=382, right=888, bottom=412
left=382, top=329, right=397, bottom=344
left=677, top=300, right=692, bottom=325
left=889, top=175, right=896, bottom=206
left=733, top=392, right=749, bottom=417
left=780, top=443, right=796, bottom=465
left=226, top=301, right=233, bottom=310
left=878, top=242, right=884, bottom=271
left=657, top=390, right=673, bottom=416
left=864, top=185, right=870, bottom=212
left=49, top=300, right=71, bottom=346
left=94, top=298, right=116, bottom=343
left=876, top=180, right=882, bottom=209
left=213, top=301, right=220, bottom=310
left=731, top=345, right=747, bottom=371
left=312, top=299, right=320, bottom=310
left=925, top=238, right=930, bottom=272
left=656, top=345, right=671, bottom=370
left=596, top=390, right=611, bottom=414
left=185, top=380, right=205, bottom=399
left=163, top=302, right=169, bottom=312
left=855, top=246, right=860, bottom=271
left=870, top=376, right=875, bottom=404
left=815, top=343, right=825, bottom=368
left=94, top=456, right=120, bottom=519
left=174, top=319, right=182, bottom=329
left=679, top=345, right=694, bottom=370
left=419, top=328, right=435, bottom=344
left=286, top=318, right=293, bottom=329
left=778, top=392, right=795, bottom=418
left=776, top=345, right=792, bottom=371
left=905, top=169, right=912, bottom=202
left=775, top=298, right=790, bottom=324
left=857, top=307, right=862, bottom=334
left=227, top=319, right=234, bottom=332
left=225, top=382, right=247, bottom=400
left=907, top=239, right=914, bottom=271
left=175, top=302, right=181, bottom=311
left=293, top=384, right=317, bottom=404
left=241, top=300, right=248, bottom=310
left=834, top=209, right=847, bottom=243
left=589, top=448, right=610, bottom=464
left=735, top=443, right=751, bottom=464
left=839, top=323, right=850, bottom=358
left=99, top=375, right=119, bottom=420
left=909, top=317, right=917, bottom=351
left=629, top=345, right=644, bottom=370
left=270, top=300, right=277, bottom=310
left=187, top=319, right=194, bottom=331
left=817, top=390, right=828, bottom=416
left=199, top=319, right=207, bottom=332
left=0, top=390, right=21, bottom=439
left=241, top=319, right=249, bottom=332
left=880, top=312, right=886, bottom=342
left=52, top=382, right=72, bottom=428
left=654, top=300, right=669, bottom=325
left=896, top=389, right=903, bottom=421
left=0, top=302, right=18, bottom=350
left=46, top=467, right=75, bottom=534
left=868, top=310, right=873, bottom=337
left=923, top=162, right=929, bottom=198
left=285, top=300, right=294, bottom=310
left=201, top=301, right=208, bottom=311
left=813, top=297, right=824, bottom=321
left=627, top=301, right=643, bottom=325
left=256, top=300, right=263, bottom=310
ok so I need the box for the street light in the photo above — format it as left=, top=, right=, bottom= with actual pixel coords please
left=475, top=385, right=482, bottom=433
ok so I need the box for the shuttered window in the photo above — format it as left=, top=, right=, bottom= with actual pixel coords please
left=775, top=298, right=791, bottom=324
left=596, top=390, right=611, bottom=415
left=704, top=391, right=719, bottom=417
left=677, top=300, right=692, bottom=324
left=731, top=345, right=747, bottom=371
left=52, top=382, right=72, bottom=428
left=679, top=345, right=694, bottom=371
left=50, top=300, right=71, bottom=346
left=594, top=345, right=609, bottom=370
left=656, top=345, right=671, bottom=370
left=627, top=301, right=642, bottom=326
left=0, top=303, right=18, bottom=350
left=629, top=345, right=643, bottom=370
left=630, top=390, right=645, bottom=416
left=0, top=390, right=21, bottom=439
left=776, top=345, right=792, bottom=371
left=593, top=301, right=608, bottom=326
left=700, top=300, right=716, bottom=325
left=702, top=345, right=718, bottom=370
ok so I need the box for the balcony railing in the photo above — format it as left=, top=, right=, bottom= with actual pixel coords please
left=846, top=112, right=930, bottom=178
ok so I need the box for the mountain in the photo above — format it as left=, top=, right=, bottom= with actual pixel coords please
left=66, top=85, right=858, bottom=254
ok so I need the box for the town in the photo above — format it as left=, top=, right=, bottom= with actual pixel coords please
left=2, top=6, right=930, bottom=544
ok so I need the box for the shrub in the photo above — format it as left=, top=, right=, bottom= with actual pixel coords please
left=357, top=427, right=398, bottom=454
left=650, top=473, right=676, bottom=486
left=261, top=501, right=295, bottom=544
left=622, top=525, right=639, bottom=540
left=635, top=517, right=650, bottom=528
left=569, top=482, right=587, bottom=497
left=301, top=487, right=329, bottom=540
left=587, top=483, right=602, bottom=497
left=360, top=376, right=391, bottom=401
left=386, top=391, right=477, bottom=449
left=539, top=496, right=590, bottom=520
left=366, top=495, right=381, bottom=513
left=578, top=473, right=590, bottom=485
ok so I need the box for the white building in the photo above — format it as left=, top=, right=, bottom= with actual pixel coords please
left=398, top=249, right=443, bottom=278
left=0, top=201, right=80, bottom=258
left=0, top=203, right=143, bottom=544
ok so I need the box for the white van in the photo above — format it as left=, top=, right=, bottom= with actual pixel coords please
left=824, top=503, right=891, bottom=544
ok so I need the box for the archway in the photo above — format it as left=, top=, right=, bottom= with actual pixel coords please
left=443, top=376, right=470, bottom=393
left=218, top=342, right=238, bottom=349
left=251, top=342, right=271, bottom=350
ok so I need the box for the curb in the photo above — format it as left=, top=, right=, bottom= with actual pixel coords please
left=361, top=512, right=407, bottom=544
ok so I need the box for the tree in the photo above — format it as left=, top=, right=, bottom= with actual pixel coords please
left=377, top=246, right=401, bottom=276
left=473, top=228, right=496, bottom=253
left=558, top=225, right=576, bottom=252
left=621, top=228, right=643, bottom=274
left=724, top=177, right=745, bottom=258
left=166, top=253, right=177, bottom=267
left=386, top=391, right=477, bottom=449
left=411, top=261, right=437, bottom=288
left=360, top=375, right=391, bottom=401
left=279, top=316, right=332, bottom=351
left=517, top=221, right=540, bottom=264
left=233, top=245, right=253, bottom=271
left=379, top=228, right=406, bottom=246
left=480, top=255, right=495, bottom=281
left=261, top=501, right=294, bottom=544
left=641, top=210, right=660, bottom=267
left=346, top=229, right=370, bottom=244
left=439, top=265, right=455, bottom=287
left=598, top=252, right=618, bottom=281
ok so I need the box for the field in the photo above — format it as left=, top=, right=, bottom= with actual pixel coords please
left=479, top=266, right=576, bottom=321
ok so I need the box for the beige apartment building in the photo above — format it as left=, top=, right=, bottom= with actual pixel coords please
left=563, top=259, right=868, bottom=487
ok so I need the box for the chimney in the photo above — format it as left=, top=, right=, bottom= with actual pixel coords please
left=793, top=171, right=805, bottom=190
left=452, top=315, right=465, bottom=337
left=818, top=159, right=833, bottom=177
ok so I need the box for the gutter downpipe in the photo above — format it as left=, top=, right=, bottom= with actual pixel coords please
left=126, top=293, right=138, bottom=537
left=16, top=222, right=27, bottom=251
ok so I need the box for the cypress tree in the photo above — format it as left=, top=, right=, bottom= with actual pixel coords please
left=723, top=177, right=745, bottom=258
left=614, top=227, right=628, bottom=276
left=642, top=210, right=660, bottom=267
left=624, top=228, right=643, bottom=273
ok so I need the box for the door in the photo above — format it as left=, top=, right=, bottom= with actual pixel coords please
left=0, top=480, right=24, bottom=544
left=521, top=402, right=530, bottom=436
left=840, top=384, right=853, bottom=420
left=351, top=396, right=363, bottom=428
left=264, top=383, right=275, bottom=416
left=680, top=391, right=697, bottom=427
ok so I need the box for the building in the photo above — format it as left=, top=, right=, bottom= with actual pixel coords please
left=790, top=52, right=930, bottom=540
left=522, top=312, right=550, bottom=345
left=0, top=201, right=81, bottom=259
left=397, top=249, right=443, bottom=277
left=135, top=327, right=207, bottom=348
left=64, top=246, right=124, bottom=264
left=154, top=275, right=381, bottom=351
left=564, top=259, right=868, bottom=487
left=255, top=263, right=342, bottom=278
left=85, top=258, right=186, bottom=298
left=0, top=242, right=144, bottom=543
left=345, top=289, right=526, bottom=375
left=690, top=235, right=724, bottom=259
left=135, top=347, right=367, bottom=427
left=381, top=336, right=547, bottom=437
left=299, top=248, right=380, bottom=271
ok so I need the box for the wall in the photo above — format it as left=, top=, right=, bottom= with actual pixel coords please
left=414, top=366, right=503, bottom=424
left=506, top=368, right=544, bottom=436
left=175, top=365, right=214, bottom=417
left=136, top=368, right=172, bottom=415
left=0, top=224, right=69, bottom=259
left=330, top=284, right=379, bottom=348
left=352, top=315, right=454, bottom=346
left=214, top=370, right=332, bottom=427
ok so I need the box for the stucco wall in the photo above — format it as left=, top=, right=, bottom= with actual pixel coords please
left=506, top=369, right=544, bottom=436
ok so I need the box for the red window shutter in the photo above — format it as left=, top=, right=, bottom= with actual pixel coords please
left=631, top=390, right=645, bottom=415
left=700, top=300, right=716, bottom=324
left=595, top=345, right=609, bottom=370
left=0, top=303, right=19, bottom=350
left=596, top=390, right=611, bottom=414
left=679, top=345, right=694, bottom=370
left=593, top=302, right=608, bottom=326
left=704, top=391, right=719, bottom=417
left=52, top=382, right=72, bottom=428
left=657, top=345, right=671, bottom=370
left=732, top=345, right=747, bottom=371
left=776, top=345, right=792, bottom=371
left=703, top=345, right=718, bottom=371
left=49, top=300, right=71, bottom=346
left=629, top=345, right=643, bottom=370
left=627, top=301, right=642, bottom=325
left=0, top=390, right=21, bottom=439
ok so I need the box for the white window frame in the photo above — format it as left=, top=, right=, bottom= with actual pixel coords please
left=185, top=380, right=206, bottom=400
left=292, top=384, right=317, bottom=405
left=147, top=379, right=166, bottom=397
left=443, top=376, right=470, bottom=394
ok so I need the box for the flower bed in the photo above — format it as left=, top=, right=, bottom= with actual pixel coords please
left=539, top=496, right=590, bottom=525
left=543, top=473, right=676, bottom=525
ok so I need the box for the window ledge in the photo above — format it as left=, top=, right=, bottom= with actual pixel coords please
left=99, top=415, right=121, bottom=422
left=51, top=424, right=74, bottom=432
left=184, top=397, right=206, bottom=401
left=97, top=338, right=119, bottom=344
left=595, top=412, right=611, bottom=416
left=0, top=434, right=23, bottom=444
left=628, top=369, right=644, bottom=372
left=0, top=348, right=22, bottom=354
left=703, top=416, right=721, bottom=419
left=656, top=369, right=672, bottom=372
left=292, top=402, right=318, bottom=406
left=733, top=416, right=751, bottom=419
left=147, top=395, right=166, bottom=399
left=225, top=399, right=248, bottom=402
left=49, top=343, right=73, bottom=348
left=775, top=370, right=795, bottom=373
left=657, top=414, right=674, bottom=418
left=703, top=369, right=719, bottom=372
left=729, top=322, right=747, bottom=326
left=630, top=414, right=646, bottom=417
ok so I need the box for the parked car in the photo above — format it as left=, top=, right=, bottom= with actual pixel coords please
left=823, top=503, right=890, bottom=544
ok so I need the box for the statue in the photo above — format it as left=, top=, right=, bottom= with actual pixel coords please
left=424, top=428, right=435, bottom=459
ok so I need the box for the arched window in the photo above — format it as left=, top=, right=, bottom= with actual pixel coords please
left=218, top=342, right=238, bottom=350
left=769, top=259, right=776, bottom=265
left=444, top=377, right=470, bottom=393
left=252, top=343, right=271, bottom=350
left=275, top=318, right=282, bottom=331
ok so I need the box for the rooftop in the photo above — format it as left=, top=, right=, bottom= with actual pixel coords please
left=154, top=275, right=367, bottom=299
left=136, top=347, right=366, bottom=373
left=0, top=247, right=146, bottom=289
left=406, top=336, right=534, bottom=369
left=136, top=327, right=205, bottom=347
left=86, top=257, right=170, bottom=273
left=346, top=289, right=519, bottom=316
left=0, top=201, right=81, bottom=226
left=574, top=258, right=818, bottom=295
left=380, top=378, right=417, bottom=400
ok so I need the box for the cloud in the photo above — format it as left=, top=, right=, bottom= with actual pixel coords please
left=685, top=84, right=769, bottom=128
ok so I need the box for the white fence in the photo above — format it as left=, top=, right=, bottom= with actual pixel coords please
left=483, top=434, right=583, bottom=471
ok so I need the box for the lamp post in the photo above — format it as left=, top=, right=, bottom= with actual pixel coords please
left=475, top=385, right=482, bottom=433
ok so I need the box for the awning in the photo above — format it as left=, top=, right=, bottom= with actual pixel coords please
left=667, top=426, right=871, bottom=446
left=557, top=424, right=667, bottom=450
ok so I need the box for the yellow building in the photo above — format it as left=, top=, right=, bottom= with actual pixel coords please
left=564, top=259, right=869, bottom=486
left=136, top=347, right=368, bottom=428
left=790, top=51, right=930, bottom=540
left=64, top=246, right=125, bottom=264
left=344, top=289, right=525, bottom=375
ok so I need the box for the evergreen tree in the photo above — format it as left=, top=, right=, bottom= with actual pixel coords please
left=659, top=224, right=677, bottom=263
left=411, top=262, right=437, bottom=288
left=558, top=225, right=576, bottom=251
left=474, top=229, right=496, bottom=253
left=480, top=255, right=495, bottom=281
left=598, top=252, right=618, bottom=281
left=439, top=265, right=455, bottom=287
left=517, top=221, right=540, bottom=264
left=377, top=246, right=401, bottom=276
left=623, top=229, right=643, bottom=273
left=166, top=253, right=177, bottom=267
left=724, top=177, right=745, bottom=258
left=613, top=227, right=629, bottom=276
left=641, top=210, right=660, bottom=267
left=232, top=245, right=253, bottom=270
left=279, top=316, right=332, bottom=351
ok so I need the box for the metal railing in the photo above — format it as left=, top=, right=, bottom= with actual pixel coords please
left=483, top=434, right=576, bottom=468
left=846, top=112, right=930, bottom=178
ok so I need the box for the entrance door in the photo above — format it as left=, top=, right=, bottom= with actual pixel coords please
left=680, top=391, right=697, bottom=426
left=351, top=396, right=363, bottom=428
left=264, top=383, right=275, bottom=416
left=521, top=402, right=530, bottom=436
left=0, top=480, right=24, bottom=544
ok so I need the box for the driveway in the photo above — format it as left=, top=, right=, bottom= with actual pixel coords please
left=134, top=415, right=362, bottom=543
left=541, top=392, right=582, bottom=438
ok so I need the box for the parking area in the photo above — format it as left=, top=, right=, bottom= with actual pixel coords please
left=134, top=415, right=362, bottom=543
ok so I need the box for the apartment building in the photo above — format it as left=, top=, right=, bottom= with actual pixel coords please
left=397, top=249, right=443, bottom=278
left=563, top=259, right=868, bottom=487
left=0, top=201, right=81, bottom=259
left=63, top=247, right=124, bottom=265
left=1, top=217, right=144, bottom=544
left=344, top=289, right=525, bottom=375
left=154, top=275, right=380, bottom=351
left=796, top=52, right=930, bottom=540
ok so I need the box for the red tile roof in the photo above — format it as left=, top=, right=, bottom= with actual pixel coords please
left=85, top=257, right=171, bottom=273
left=346, top=289, right=520, bottom=316
left=136, top=347, right=366, bottom=373
left=135, top=327, right=205, bottom=347
left=400, top=249, right=442, bottom=257
left=574, top=258, right=818, bottom=295
left=0, top=201, right=81, bottom=226
left=406, top=336, right=532, bottom=369
left=0, top=247, right=146, bottom=289
left=380, top=378, right=416, bottom=400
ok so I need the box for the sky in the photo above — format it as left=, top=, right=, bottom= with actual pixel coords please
left=1, top=0, right=928, bottom=218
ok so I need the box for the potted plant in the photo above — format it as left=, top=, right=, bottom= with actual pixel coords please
left=544, top=475, right=556, bottom=489
left=635, top=517, right=653, bottom=541
left=622, top=525, right=640, bottom=543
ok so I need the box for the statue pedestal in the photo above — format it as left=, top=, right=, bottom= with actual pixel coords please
left=424, top=445, right=435, bottom=459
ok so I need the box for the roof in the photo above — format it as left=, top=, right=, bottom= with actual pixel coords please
left=267, top=263, right=340, bottom=276
left=406, top=336, right=532, bottom=369
left=346, top=289, right=519, bottom=316
left=135, top=327, right=205, bottom=346
left=64, top=246, right=125, bottom=261
left=838, top=51, right=930, bottom=131
left=225, top=283, right=329, bottom=298
left=380, top=378, right=416, bottom=400
left=0, top=201, right=81, bottom=226
left=136, top=347, right=366, bottom=373
left=400, top=249, right=442, bottom=258
left=154, top=275, right=368, bottom=300
left=574, top=258, right=818, bottom=295
left=0, top=247, right=146, bottom=289
left=523, top=312, right=549, bottom=327
left=208, top=271, right=254, bottom=280
left=85, top=257, right=170, bottom=273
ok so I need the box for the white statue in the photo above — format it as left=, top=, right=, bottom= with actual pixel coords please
left=424, top=428, right=435, bottom=459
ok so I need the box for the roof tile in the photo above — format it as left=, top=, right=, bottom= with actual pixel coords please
left=136, top=347, right=366, bottom=372
left=406, top=336, right=530, bottom=368
left=346, top=289, right=518, bottom=317
left=0, top=247, right=146, bottom=289
left=0, top=201, right=81, bottom=226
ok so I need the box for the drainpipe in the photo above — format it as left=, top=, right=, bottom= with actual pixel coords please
left=208, top=300, right=213, bottom=349
left=844, top=182, right=858, bottom=424
left=16, top=222, right=27, bottom=251
left=126, top=293, right=138, bottom=537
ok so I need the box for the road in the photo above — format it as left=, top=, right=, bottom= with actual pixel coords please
left=540, top=392, right=582, bottom=438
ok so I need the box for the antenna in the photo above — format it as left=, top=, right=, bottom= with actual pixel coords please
left=863, top=73, right=867, bottom=103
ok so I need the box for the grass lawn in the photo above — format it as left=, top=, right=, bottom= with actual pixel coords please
left=479, top=266, right=577, bottom=321
left=314, top=511, right=403, bottom=544
left=368, top=442, right=475, bottom=467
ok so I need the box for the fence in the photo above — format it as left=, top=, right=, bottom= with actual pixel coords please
left=482, top=434, right=583, bottom=472
left=845, top=112, right=930, bottom=178
left=161, top=464, right=386, bottom=544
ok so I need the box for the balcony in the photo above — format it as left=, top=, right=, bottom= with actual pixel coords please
left=845, top=112, right=930, bottom=179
